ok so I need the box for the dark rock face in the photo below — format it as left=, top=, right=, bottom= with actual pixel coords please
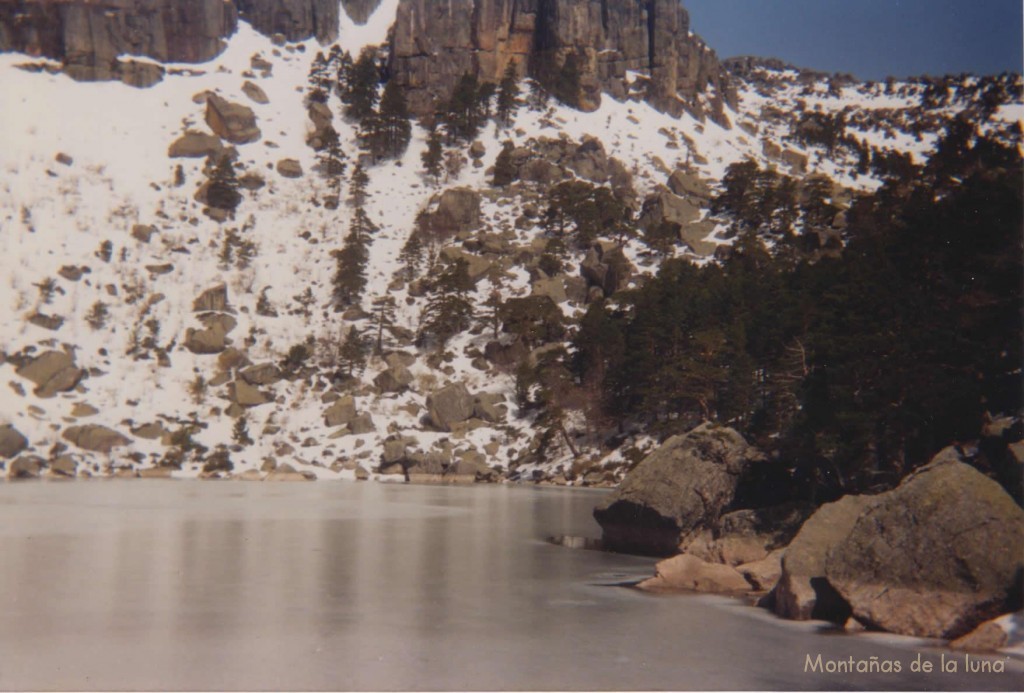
left=593, top=423, right=766, bottom=556
left=0, top=0, right=238, bottom=81
left=236, top=0, right=339, bottom=43
left=389, top=0, right=735, bottom=117
left=340, top=0, right=382, bottom=24
left=825, top=454, right=1024, bottom=639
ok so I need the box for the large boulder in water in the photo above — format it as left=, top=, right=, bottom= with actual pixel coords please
left=772, top=494, right=875, bottom=623
left=593, top=423, right=766, bottom=556
left=825, top=451, right=1024, bottom=639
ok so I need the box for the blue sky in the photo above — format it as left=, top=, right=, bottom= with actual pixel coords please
left=684, top=0, right=1023, bottom=80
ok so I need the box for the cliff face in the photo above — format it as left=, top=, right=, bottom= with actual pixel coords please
left=0, top=0, right=238, bottom=80
left=389, top=0, right=735, bottom=118
left=0, top=0, right=384, bottom=79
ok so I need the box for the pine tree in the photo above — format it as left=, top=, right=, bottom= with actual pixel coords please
left=342, top=50, right=379, bottom=124
left=496, top=60, right=521, bottom=129
left=419, top=259, right=475, bottom=350
left=349, top=162, right=370, bottom=207
left=206, top=156, right=242, bottom=212
left=317, top=126, right=348, bottom=200
left=421, top=124, right=444, bottom=183
left=370, top=294, right=397, bottom=354
left=232, top=415, right=253, bottom=446
left=397, top=231, right=424, bottom=282
left=332, top=209, right=371, bottom=309
left=307, top=51, right=331, bottom=105
left=364, top=79, right=412, bottom=161
left=338, top=326, right=367, bottom=379
left=444, top=150, right=467, bottom=182
left=443, top=72, right=484, bottom=143
left=492, top=141, right=516, bottom=187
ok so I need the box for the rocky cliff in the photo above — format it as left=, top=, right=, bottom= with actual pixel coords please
left=0, top=0, right=383, bottom=80
left=388, top=0, right=735, bottom=119
left=0, top=0, right=238, bottom=81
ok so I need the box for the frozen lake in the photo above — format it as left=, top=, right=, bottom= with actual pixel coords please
left=0, top=480, right=1019, bottom=690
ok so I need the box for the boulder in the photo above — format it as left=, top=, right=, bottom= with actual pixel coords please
left=781, top=149, right=809, bottom=174
left=184, top=327, right=228, bottom=355
left=324, top=396, right=357, bottom=427
left=49, top=455, right=77, bottom=478
left=168, top=131, right=223, bottom=158
left=472, top=393, right=506, bottom=424
left=667, top=169, right=713, bottom=201
left=8, top=456, right=43, bottom=479
left=62, top=425, right=131, bottom=453
left=593, top=424, right=765, bottom=556
left=348, top=413, right=376, bottom=435
left=375, top=365, right=414, bottom=393
left=737, top=549, right=786, bottom=591
left=684, top=502, right=813, bottom=566
left=277, top=158, right=303, bottom=178
left=193, top=285, right=231, bottom=313
left=15, top=350, right=86, bottom=398
left=639, top=190, right=702, bottom=230
left=948, top=617, right=1012, bottom=652
left=825, top=455, right=1024, bottom=639
left=355, top=465, right=370, bottom=481
left=426, top=383, right=475, bottom=432
left=265, top=463, right=313, bottom=481
left=205, top=94, right=261, bottom=145
left=638, top=554, right=751, bottom=593
left=240, top=363, right=281, bottom=386
left=241, top=80, right=269, bottom=105
left=580, top=244, right=634, bottom=297
left=772, top=494, right=875, bottom=623
left=434, top=188, right=481, bottom=233
left=228, top=380, right=269, bottom=407
left=0, top=424, right=28, bottom=459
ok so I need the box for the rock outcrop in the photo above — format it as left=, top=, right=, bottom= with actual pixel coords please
left=389, top=0, right=735, bottom=118
left=340, top=0, right=382, bottom=24
left=236, top=0, right=340, bottom=43
left=593, top=423, right=765, bottom=556
left=771, top=494, right=874, bottom=623
left=0, top=0, right=238, bottom=82
left=825, top=454, right=1024, bottom=639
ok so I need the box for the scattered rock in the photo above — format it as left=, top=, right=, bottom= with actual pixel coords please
left=375, top=365, right=414, bottom=393
left=594, top=423, right=765, bottom=556
left=228, top=380, right=269, bottom=407
left=638, top=554, right=751, bottom=593
left=131, top=224, right=156, bottom=243
left=49, top=455, right=77, bottom=477
left=948, top=617, right=1011, bottom=652
left=772, top=494, right=875, bottom=623
left=241, top=80, right=270, bottom=105
left=62, top=425, right=131, bottom=453
left=433, top=188, right=481, bottom=233
left=324, top=396, right=357, bottom=427
left=265, top=463, right=313, bottom=481
left=355, top=465, right=370, bottom=481
left=193, top=284, right=231, bottom=313
left=0, top=424, right=28, bottom=459
left=15, top=350, right=86, bottom=398
left=737, top=549, right=786, bottom=591
left=426, top=382, right=475, bottom=432
left=28, top=313, right=63, bottom=331
left=276, top=158, right=303, bottom=178
left=240, top=363, right=281, bottom=386
left=71, top=403, right=99, bottom=418
left=168, top=131, right=223, bottom=158
left=8, top=456, right=43, bottom=479
left=825, top=454, right=1024, bottom=639
left=205, top=94, right=261, bottom=145
left=55, top=152, right=73, bottom=166
left=667, top=169, right=713, bottom=201
left=348, top=413, right=376, bottom=435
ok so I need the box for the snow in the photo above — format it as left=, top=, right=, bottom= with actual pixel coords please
left=0, top=11, right=1016, bottom=482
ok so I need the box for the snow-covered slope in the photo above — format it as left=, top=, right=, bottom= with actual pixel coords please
left=0, top=4, right=1019, bottom=484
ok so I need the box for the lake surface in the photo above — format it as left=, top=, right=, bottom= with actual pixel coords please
left=0, top=480, right=1019, bottom=691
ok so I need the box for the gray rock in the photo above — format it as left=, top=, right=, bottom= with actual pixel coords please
left=62, top=425, right=131, bottom=453
left=825, top=454, right=1024, bottom=639
left=240, top=363, right=281, bottom=386
left=168, top=131, right=223, bottom=158
left=15, top=350, right=86, bottom=398
left=241, top=80, right=269, bottom=104
left=434, top=188, right=481, bottom=233
left=374, top=365, right=414, bottom=393
left=49, top=455, right=78, bottom=477
left=772, top=494, right=875, bottom=623
left=276, top=158, right=303, bottom=178
left=324, top=396, right=357, bottom=427
left=0, top=424, right=28, bottom=459
left=205, top=94, right=260, bottom=145
left=348, top=413, right=376, bottom=435
left=184, top=327, right=228, bottom=355
left=593, top=423, right=765, bottom=556
left=193, top=284, right=230, bottom=312
left=426, top=383, right=475, bottom=432
left=667, top=169, right=713, bottom=201
left=8, top=456, right=44, bottom=479
left=638, top=554, right=751, bottom=593
left=228, top=380, right=269, bottom=407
